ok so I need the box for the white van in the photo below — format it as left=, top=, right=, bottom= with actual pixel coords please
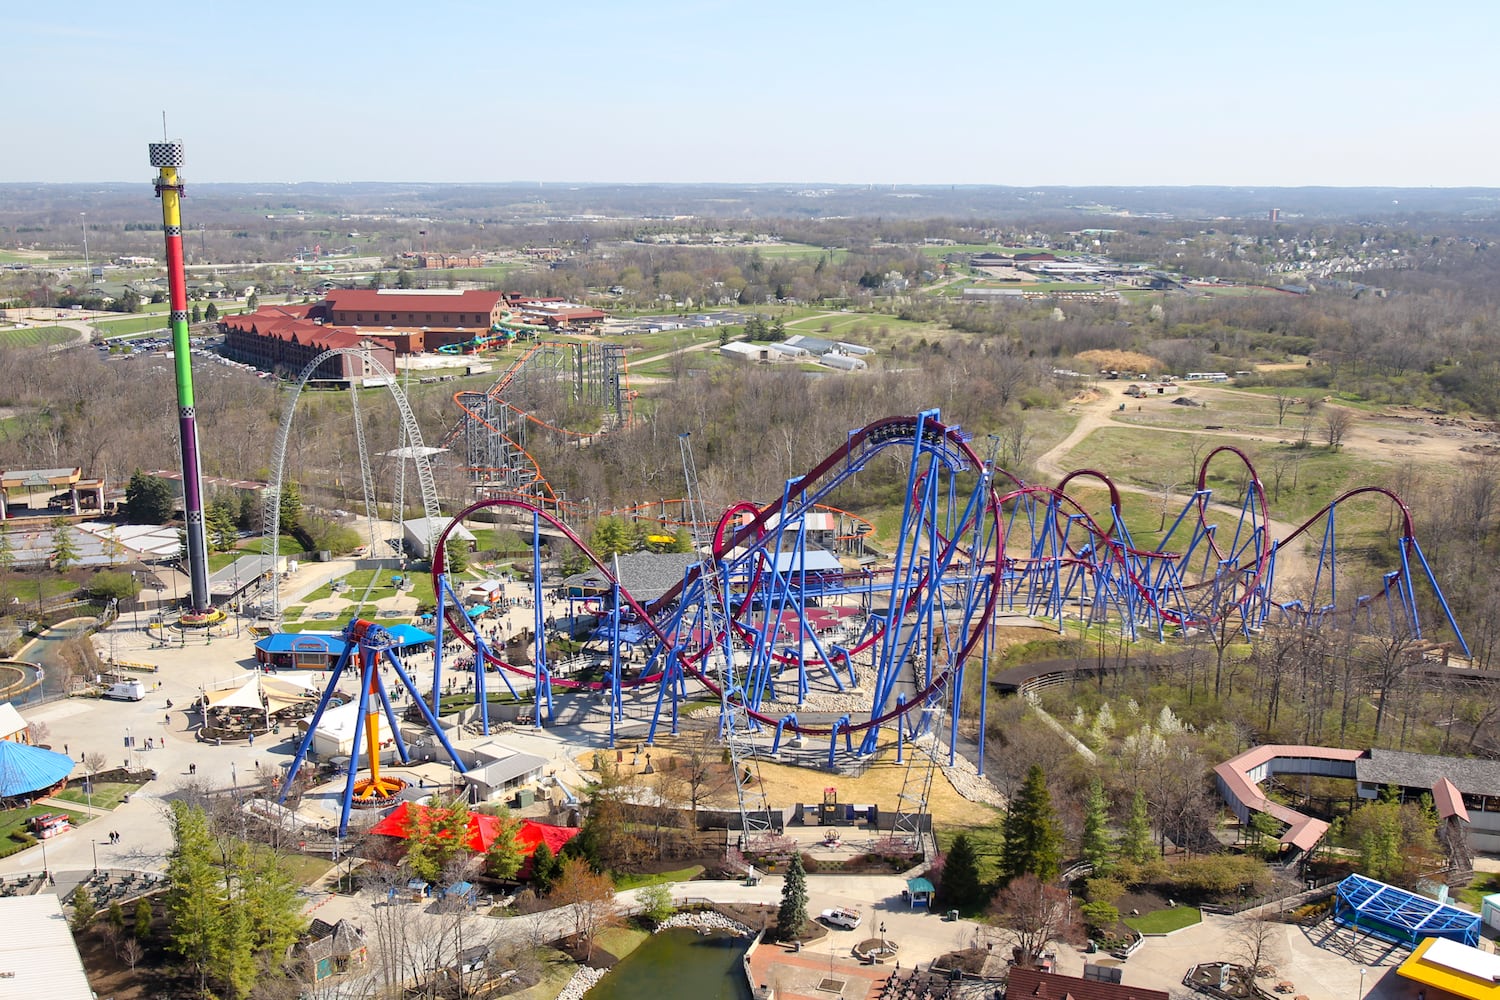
left=105, top=679, right=146, bottom=701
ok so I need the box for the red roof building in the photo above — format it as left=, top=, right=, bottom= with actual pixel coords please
left=1007, top=967, right=1170, bottom=1000
left=220, top=305, right=396, bottom=385
left=323, top=289, right=505, bottom=330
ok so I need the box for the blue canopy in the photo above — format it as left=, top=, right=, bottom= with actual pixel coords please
left=0, top=740, right=75, bottom=798
left=466, top=605, right=490, bottom=618
left=256, top=624, right=435, bottom=657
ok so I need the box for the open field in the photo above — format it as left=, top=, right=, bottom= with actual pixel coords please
left=0, top=325, right=76, bottom=348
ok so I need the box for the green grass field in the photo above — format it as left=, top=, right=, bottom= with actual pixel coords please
left=0, top=325, right=77, bottom=348
left=52, top=781, right=145, bottom=811
left=94, top=315, right=172, bottom=337
left=613, top=865, right=704, bottom=891
left=1124, top=906, right=1202, bottom=933
left=0, top=804, right=89, bottom=858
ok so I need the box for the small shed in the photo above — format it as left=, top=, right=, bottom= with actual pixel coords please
left=1483, top=893, right=1500, bottom=933
left=904, top=877, right=935, bottom=909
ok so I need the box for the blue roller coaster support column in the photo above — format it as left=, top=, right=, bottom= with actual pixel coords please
left=772, top=714, right=798, bottom=755
left=530, top=512, right=552, bottom=726
left=1410, top=537, right=1470, bottom=656
left=863, top=411, right=936, bottom=754
left=828, top=715, right=853, bottom=771
left=608, top=562, right=623, bottom=748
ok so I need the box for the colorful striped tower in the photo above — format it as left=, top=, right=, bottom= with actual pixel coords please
left=149, top=141, right=211, bottom=614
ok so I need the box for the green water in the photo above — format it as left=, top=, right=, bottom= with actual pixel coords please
left=591, top=928, right=753, bottom=1000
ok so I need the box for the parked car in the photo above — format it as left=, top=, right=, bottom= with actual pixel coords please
left=820, top=907, right=861, bottom=930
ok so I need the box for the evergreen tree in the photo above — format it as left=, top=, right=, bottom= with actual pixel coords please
left=530, top=840, right=557, bottom=894
left=208, top=496, right=238, bottom=552
left=164, top=802, right=226, bottom=995
left=1118, top=789, right=1154, bottom=864
left=124, top=470, right=175, bottom=523
left=204, top=302, right=219, bottom=322
left=443, top=537, right=469, bottom=574
left=190, top=303, right=203, bottom=324
left=237, top=842, right=305, bottom=958
left=133, top=897, right=153, bottom=940
left=589, top=517, right=633, bottom=561
left=278, top=483, right=303, bottom=533
left=937, top=832, right=985, bottom=910
left=1080, top=779, right=1114, bottom=874
left=235, top=490, right=258, bottom=531
left=485, top=812, right=526, bottom=880
left=777, top=852, right=809, bottom=942
left=70, top=885, right=96, bottom=931
left=1000, top=764, right=1063, bottom=882
left=108, top=900, right=126, bottom=934
left=403, top=793, right=472, bottom=885
left=49, top=517, right=79, bottom=570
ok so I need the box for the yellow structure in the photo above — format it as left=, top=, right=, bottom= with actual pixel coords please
left=1397, top=937, right=1500, bottom=1000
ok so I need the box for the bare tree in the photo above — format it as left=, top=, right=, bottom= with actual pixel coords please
left=120, top=936, right=144, bottom=973
left=1271, top=390, right=1299, bottom=427
left=551, top=857, right=619, bottom=963
left=1234, top=912, right=1286, bottom=978
left=989, top=873, right=1080, bottom=965
left=1322, top=408, right=1355, bottom=450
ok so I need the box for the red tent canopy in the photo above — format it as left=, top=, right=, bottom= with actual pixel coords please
left=370, top=802, right=579, bottom=857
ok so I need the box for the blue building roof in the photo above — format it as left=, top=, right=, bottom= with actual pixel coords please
left=0, top=740, right=75, bottom=797
left=255, top=625, right=435, bottom=656
left=1334, top=873, right=1481, bottom=947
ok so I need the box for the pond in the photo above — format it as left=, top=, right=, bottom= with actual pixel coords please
left=590, top=928, right=753, bottom=1000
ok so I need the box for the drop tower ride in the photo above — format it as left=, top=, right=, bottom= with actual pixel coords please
left=149, top=141, right=212, bottom=615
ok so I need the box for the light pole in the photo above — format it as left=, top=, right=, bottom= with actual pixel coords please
left=91, top=838, right=99, bottom=876
left=40, top=837, right=48, bottom=879
left=80, top=212, right=89, bottom=276
left=880, top=920, right=887, bottom=954
left=231, top=760, right=237, bottom=791
left=1358, top=968, right=1366, bottom=1000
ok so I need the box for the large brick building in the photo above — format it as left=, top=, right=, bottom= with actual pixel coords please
left=220, top=304, right=397, bottom=386
left=323, top=289, right=505, bottom=330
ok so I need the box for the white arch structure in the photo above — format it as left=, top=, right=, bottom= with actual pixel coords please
left=259, top=349, right=441, bottom=618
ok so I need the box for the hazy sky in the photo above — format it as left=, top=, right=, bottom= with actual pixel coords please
left=7, top=0, right=1496, bottom=187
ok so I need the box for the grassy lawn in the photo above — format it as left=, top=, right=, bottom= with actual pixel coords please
left=0, top=804, right=89, bottom=858
left=594, top=923, right=650, bottom=959
left=94, top=315, right=173, bottom=337
left=280, top=854, right=336, bottom=886
left=1452, top=872, right=1500, bottom=910
left=1124, top=906, right=1202, bottom=934
left=0, top=325, right=77, bottom=348
left=613, top=864, right=704, bottom=891
left=53, top=781, right=144, bottom=811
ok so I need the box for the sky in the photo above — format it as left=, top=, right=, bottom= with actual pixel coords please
left=5, top=0, right=1498, bottom=188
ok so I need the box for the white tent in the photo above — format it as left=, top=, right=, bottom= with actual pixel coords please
left=306, top=701, right=394, bottom=759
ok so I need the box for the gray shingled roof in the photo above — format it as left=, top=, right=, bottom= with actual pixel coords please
left=564, top=551, right=698, bottom=605
left=1355, top=748, right=1500, bottom=798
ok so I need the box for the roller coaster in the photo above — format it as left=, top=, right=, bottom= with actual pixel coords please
left=421, top=407, right=1468, bottom=777
left=442, top=338, right=628, bottom=502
